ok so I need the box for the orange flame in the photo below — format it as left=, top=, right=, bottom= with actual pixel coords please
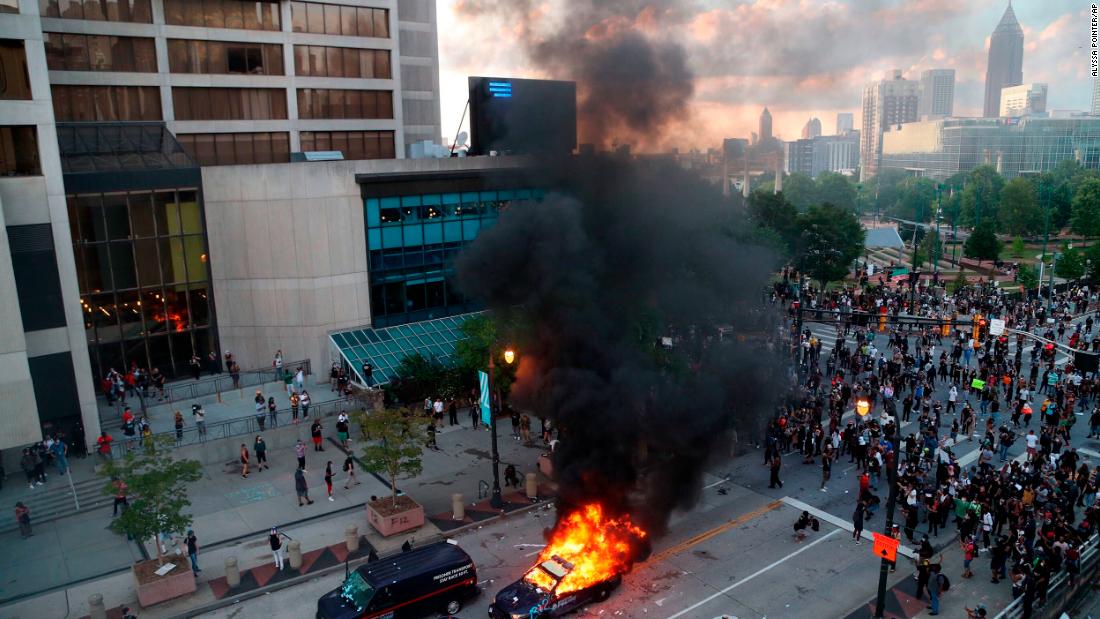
left=524, top=503, right=646, bottom=596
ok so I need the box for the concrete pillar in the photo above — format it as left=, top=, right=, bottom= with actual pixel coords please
left=525, top=473, right=538, bottom=500
left=88, top=593, right=106, bottom=619
left=345, top=525, right=359, bottom=553
left=225, top=556, right=240, bottom=589
left=288, top=540, right=302, bottom=570
left=452, top=493, right=465, bottom=520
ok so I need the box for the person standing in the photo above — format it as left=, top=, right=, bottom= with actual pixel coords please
left=342, top=455, right=360, bottom=489
left=49, top=437, right=68, bottom=476
left=290, top=391, right=300, bottom=424
left=96, top=431, right=114, bottom=461
left=300, top=390, right=311, bottom=419
left=189, top=354, right=201, bottom=381
left=324, top=461, right=335, bottom=501
left=852, top=500, right=865, bottom=545
left=820, top=449, right=832, bottom=491
left=928, top=563, right=944, bottom=616
left=273, top=350, right=284, bottom=380
left=294, top=439, right=307, bottom=470
left=311, top=419, right=324, bottom=451
left=112, top=477, right=129, bottom=516
left=269, top=527, right=289, bottom=569
left=193, top=404, right=207, bottom=438
left=15, top=502, right=31, bottom=538
left=769, top=452, right=783, bottom=489
left=254, top=436, right=269, bottom=471
left=173, top=410, right=185, bottom=443
left=20, top=448, right=37, bottom=489
left=336, top=413, right=350, bottom=450
left=186, top=529, right=201, bottom=575
left=254, top=391, right=266, bottom=430
left=448, top=400, right=458, bottom=426
left=294, top=467, right=313, bottom=506
left=239, top=444, right=250, bottom=478
left=294, top=367, right=305, bottom=394
left=267, top=397, right=278, bottom=427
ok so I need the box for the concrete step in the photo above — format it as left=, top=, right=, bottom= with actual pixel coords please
left=0, top=476, right=111, bottom=534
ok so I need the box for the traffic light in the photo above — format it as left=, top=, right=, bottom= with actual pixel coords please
left=972, top=315, right=986, bottom=347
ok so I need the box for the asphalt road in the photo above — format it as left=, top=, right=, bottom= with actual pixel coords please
left=196, top=323, right=1096, bottom=619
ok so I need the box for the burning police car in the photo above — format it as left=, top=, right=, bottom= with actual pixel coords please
left=488, top=555, right=621, bottom=619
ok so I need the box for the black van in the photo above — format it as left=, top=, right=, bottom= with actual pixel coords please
left=316, top=541, right=480, bottom=618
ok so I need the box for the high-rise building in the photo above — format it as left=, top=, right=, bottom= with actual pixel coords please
left=919, top=69, right=955, bottom=118
left=1092, top=77, right=1100, bottom=116
left=983, top=2, right=1024, bottom=118
left=860, top=70, right=921, bottom=181
left=759, top=107, right=773, bottom=143
left=880, top=116, right=1100, bottom=180
left=836, top=113, right=854, bottom=135
left=0, top=0, right=441, bottom=454
left=801, top=118, right=822, bottom=139
left=1000, top=84, right=1048, bottom=118
left=785, top=133, right=860, bottom=177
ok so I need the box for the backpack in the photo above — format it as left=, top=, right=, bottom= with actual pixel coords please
left=937, top=572, right=951, bottom=592
left=811, top=517, right=820, bottom=532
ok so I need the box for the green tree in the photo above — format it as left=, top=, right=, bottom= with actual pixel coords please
left=891, top=177, right=936, bottom=223
left=914, top=229, right=941, bottom=268
left=781, top=173, right=817, bottom=211
left=392, top=353, right=461, bottom=404
left=960, top=165, right=1005, bottom=228
left=1009, top=236, right=1027, bottom=259
left=795, top=203, right=865, bottom=286
left=948, top=269, right=970, bottom=294
left=99, top=436, right=203, bottom=566
left=1056, top=244, right=1085, bottom=280
left=1017, top=263, right=1040, bottom=290
left=963, top=223, right=1000, bottom=264
left=866, top=168, right=910, bottom=217
left=352, top=406, right=427, bottom=507
left=748, top=190, right=799, bottom=253
left=1070, top=178, right=1100, bottom=237
left=1032, top=173, right=1073, bottom=230
left=1085, top=242, right=1100, bottom=283
left=816, top=172, right=857, bottom=212
left=452, top=314, right=518, bottom=396
left=998, top=178, right=1042, bottom=236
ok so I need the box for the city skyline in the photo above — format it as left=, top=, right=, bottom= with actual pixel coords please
left=438, top=0, right=1086, bottom=151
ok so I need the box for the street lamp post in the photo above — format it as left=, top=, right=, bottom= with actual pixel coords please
left=873, top=449, right=900, bottom=618
left=487, top=347, right=515, bottom=509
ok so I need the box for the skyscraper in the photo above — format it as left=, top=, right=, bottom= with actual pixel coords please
left=836, top=113, right=854, bottom=135
left=1092, top=77, right=1100, bottom=116
left=759, top=107, right=773, bottom=142
left=1000, top=84, right=1048, bottom=117
left=801, top=118, right=822, bottom=139
left=983, top=2, right=1024, bottom=118
left=919, top=69, right=956, bottom=118
left=860, top=70, right=921, bottom=181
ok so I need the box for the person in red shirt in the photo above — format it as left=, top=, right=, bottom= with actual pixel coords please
left=96, top=431, right=113, bottom=460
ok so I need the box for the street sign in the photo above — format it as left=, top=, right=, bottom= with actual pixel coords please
left=989, top=319, right=1005, bottom=336
left=872, top=532, right=899, bottom=562
left=479, top=370, right=491, bottom=427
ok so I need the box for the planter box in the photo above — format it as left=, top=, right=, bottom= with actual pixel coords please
left=133, top=559, right=196, bottom=608
left=366, top=495, right=424, bottom=537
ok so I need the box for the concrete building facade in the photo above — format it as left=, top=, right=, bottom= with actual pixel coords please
left=836, top=112, right=854, bottom=135
left=919, top=69, right=955, bottom=119
left=999, top=83, right=1047, bottom=118
left=860, top=69, right=920, bottom=181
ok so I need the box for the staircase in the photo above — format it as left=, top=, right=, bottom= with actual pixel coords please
left=0, top=474, right=112, bottom=535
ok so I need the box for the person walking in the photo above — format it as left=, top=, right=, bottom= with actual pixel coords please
left=254, top=391, right=266, bottom=430
left=269, top=526, right=289, bottom=569
left=294, top=439, right=307, bottom=470
left=852, top=500, right=865, bottom=545
left=112, top=477, right=129, bottom=516
left=928, top=564, right=945, bottom=616
left=294, top=467, right=313, bottom=506
left=186, top=529, right=201, bottom=576
left=239, top=444, right=250, bottom=478
left=768, top=452, right=783, bottom=489
left=254, top=436, right=269, bottom=471
left=15, top=501, right=31, bottom=538
left=820, top=449, right=832, bottom=491
left=49, top=437, right=68, bottom=476
left=96, top=431, right=114, bottom=461
left=324, top=461, right=335, bottom=501
left=267, top=396, right=278, bottom=427
left=343, top=455, right=360, bottom=489
left=173, top=410, right=184, bottom=443
left=300, top=390, right=311, bottom=419
left=311, top=419, right=324, bottom=451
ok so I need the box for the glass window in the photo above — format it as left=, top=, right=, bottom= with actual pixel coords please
left=323, top=4, right=340, bottom=34
left=160, top=237, right=186, bottom=283
left=129, top=192, right=155, bottom=238
left=356, top=7, right=373, bottom=37
left=374, top=50, right=390, bottom=79
left=133, top=238, right=162, bottom=287
left=223, top=1, right=243, bottom=28
left=0, top=40, right=30, bottom=100
left=78, top=244, right=110, bottom=292
left=1, top=0, right=18, bottom=13
left=291, top=1, right=306, bottom=31
left=293, top=45, right=310, bottom=76
left=110, top=242, right=137, bottom=290
left=203, top=0, right=225, bottom=27
left=373, top=8, right=389, bottom=38
left=242, top=0, right=261, bottom=29
left=340, top=5, right=356, bottom=35
left=326, top=46, right=343, bottom=77
left=306, top=2, right=324, bottom=33
left=0, top=126, right=41, bottom=176
left=343, top=47, right=359, bottom=78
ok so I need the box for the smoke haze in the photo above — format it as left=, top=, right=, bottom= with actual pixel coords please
left=455, top=158, right=783, bottom=534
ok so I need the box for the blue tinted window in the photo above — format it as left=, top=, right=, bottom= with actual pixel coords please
left=479, top=191, right=497, bottom=201
left=367, top=228, right=381, bottom=250
left=421, top=194, right=441, bottom=205
left=381, top=226, right=402, bottom=248
left=404, top=224, right=422, bottom=246
left=401, top=195, right=421, bottom=207
left=423, top=222, right=443, bottom=244
left=366, top=199, right=380, bottom=226
left=441, top=193, right=460, bottom=205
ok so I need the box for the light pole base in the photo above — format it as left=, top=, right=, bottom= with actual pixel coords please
left=489, top=488, right=503, bottom=509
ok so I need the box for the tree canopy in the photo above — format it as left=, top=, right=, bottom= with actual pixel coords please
left=1056, top=244, right=1085, bottom=281
left=795, top=202, right=865, bottom=285
left=960, top=165, right=1004, bottom=229
left=998, top=177, right=1042, bottom=236
left=963, top=223, right=1000, bottom=264
left=352, top=407, right=428, bottom=507
left=1071, top=178, right=1100, bottom=237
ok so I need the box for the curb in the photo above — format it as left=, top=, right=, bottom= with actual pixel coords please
left=180, top=498, right=555, bottom=618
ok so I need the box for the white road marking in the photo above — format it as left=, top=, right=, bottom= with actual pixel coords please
left=780, top=496, right=916, bottom=559
left=664, top=529, right=842, bottom=619
left=703, top=477, right=731, bottom=489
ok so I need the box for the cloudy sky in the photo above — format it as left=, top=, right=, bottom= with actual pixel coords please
left=436, top=0, right=1089, bottom=151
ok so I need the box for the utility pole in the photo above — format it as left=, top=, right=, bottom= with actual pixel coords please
left=873, top=450, right=900, bottom=618
left=1048, top=252, right=1058, bottom=315
left=1040, top=183, right=1051, bottom=264
left=795, top=270, right=805, bottom=383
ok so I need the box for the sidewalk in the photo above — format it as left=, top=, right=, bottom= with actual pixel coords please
left=0, top=411, right=550, bottom=612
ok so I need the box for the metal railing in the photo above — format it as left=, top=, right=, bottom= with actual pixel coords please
left=105, top=394, right=351, bottom=458
left=994, top=532, right=1100, bottom=619
left=160, top=359, right=312, bottom=404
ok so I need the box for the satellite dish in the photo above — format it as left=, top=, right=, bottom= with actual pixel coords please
left=455, top=131, right=468, bottom=148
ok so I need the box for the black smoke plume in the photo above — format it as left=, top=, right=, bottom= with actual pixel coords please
left=455, top=158, right=783, bottom=535
left=455, top=0, right=694, bottom=148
